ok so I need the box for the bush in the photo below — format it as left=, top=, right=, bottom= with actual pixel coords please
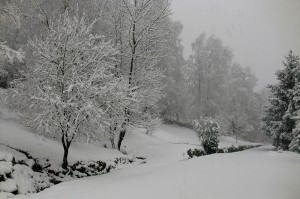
left=187, top=148, right=206, bottom=158
left=192, top=117, right=220, bottom=154
left=187, top=144, right=262, bottom=158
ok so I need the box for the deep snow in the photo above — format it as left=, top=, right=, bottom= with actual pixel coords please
left=14, top=146, right=300, bottom=199
left=5, top=124, right=298, bottom=199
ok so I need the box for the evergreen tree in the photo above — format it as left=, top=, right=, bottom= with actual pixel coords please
left=289, top=59, right=300, bottom=152
left=263, top=51, right=299, bottom=150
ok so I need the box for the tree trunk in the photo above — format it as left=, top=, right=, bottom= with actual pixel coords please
left=62, top=146, right=69, bottom=169
left=117, top=129, right=126, bottom=151
left=61, top=134, right=71, bottom=169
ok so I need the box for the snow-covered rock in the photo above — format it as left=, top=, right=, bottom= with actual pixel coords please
left=0, top=192, right=15, bottom=199
left=0, top=151, right=13, bottom=162
left=12, top=164, right=35, bottom=194
left=0, top=178, right=18, bottom=193
left=24, top=159, right=35, bottom=168
left=0, top=161, right=13, bottom=176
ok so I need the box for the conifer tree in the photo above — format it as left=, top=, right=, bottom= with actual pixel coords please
left=263, top=51, right=299, bottom=150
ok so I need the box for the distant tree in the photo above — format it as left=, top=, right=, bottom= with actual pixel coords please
left=263, top=51, right=299, bottom=150
left=188, top=33, right=232, bottom=118
left=159, top=21, right=185, bottom=122
left=0, top=1, right=24, bottom=63
left=224, top=110, right=248, bottom=143
left=192, top=117, right=220, bottom=154
left=6, top=11, right=127, bottom=168
left=0, top=1, right=25, bottom=87
left=227, top=64, right=258, bottom=141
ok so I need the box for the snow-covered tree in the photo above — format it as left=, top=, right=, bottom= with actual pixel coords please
left=159, top=21, right=185, bottom=123
left=187, top=33, right=232, bottom=118
left=289, top=60, right=300, bottom=152
left=0, top=1, right=24, bottom=71
left=0, top=43, right=24, bottom=63
left=0, top=0, right=25, bottom=89
left=222, top=110, right=248, bottom=143
left=192, top=117, right=220, bottom=154
left=227, top=64, right=258, bottom=141
left=108, top=0, right=172, bottom=150
left=263, top=51, right=299, bottom=150
left=6, top=11, right=128, bottom=168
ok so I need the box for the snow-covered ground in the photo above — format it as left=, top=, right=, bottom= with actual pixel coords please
left=0, top=123, right=295, bottom=199
left=15, top=146, right=300, bottom=199
left=0, top=120, right=127, bottom=166
left=1, top=94, right=299, bottom=199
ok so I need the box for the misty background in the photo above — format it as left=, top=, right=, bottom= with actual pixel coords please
left=171, top=0, right=300, bottom=90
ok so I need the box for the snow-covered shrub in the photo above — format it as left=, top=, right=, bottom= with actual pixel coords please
left=187, top=144, right=262, bottom=158
left=187, top=148, right=206, bottom=158
left=70, top=161, right=108, bottom=177
left=192, top=117, right=220, bottom=154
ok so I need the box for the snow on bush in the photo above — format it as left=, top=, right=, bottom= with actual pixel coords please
left=192, top=117, right=220, bottom=154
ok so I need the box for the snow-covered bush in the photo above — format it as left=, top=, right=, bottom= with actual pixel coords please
left=187, top=148, right=206, bottom=158
left=187, top=144, right=262, bottom=158
left=6, top=11, right=128, bottom=168
left=192, top=117, right=220, bottom=154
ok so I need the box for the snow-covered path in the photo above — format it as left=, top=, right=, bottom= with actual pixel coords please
left=15, top=129, right=300, bottom=199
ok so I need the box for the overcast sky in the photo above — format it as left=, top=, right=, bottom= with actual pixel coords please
left=170, top=0, right=300, bottom=90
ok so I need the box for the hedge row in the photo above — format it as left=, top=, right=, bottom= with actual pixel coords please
left=187, top=144, right=262, bottom=158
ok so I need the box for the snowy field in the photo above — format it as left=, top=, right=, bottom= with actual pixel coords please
left=0, top=114, right=299, bottom=199
left=15, top=146, right=300, bottom=199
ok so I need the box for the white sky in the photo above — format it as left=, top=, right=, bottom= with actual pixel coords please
left=170, top=0, right=300, bottom=90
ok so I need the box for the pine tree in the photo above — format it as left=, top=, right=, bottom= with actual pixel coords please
left=289, top=59, right=300, bottom=152
left=263, top=51, right=299, bottom=150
